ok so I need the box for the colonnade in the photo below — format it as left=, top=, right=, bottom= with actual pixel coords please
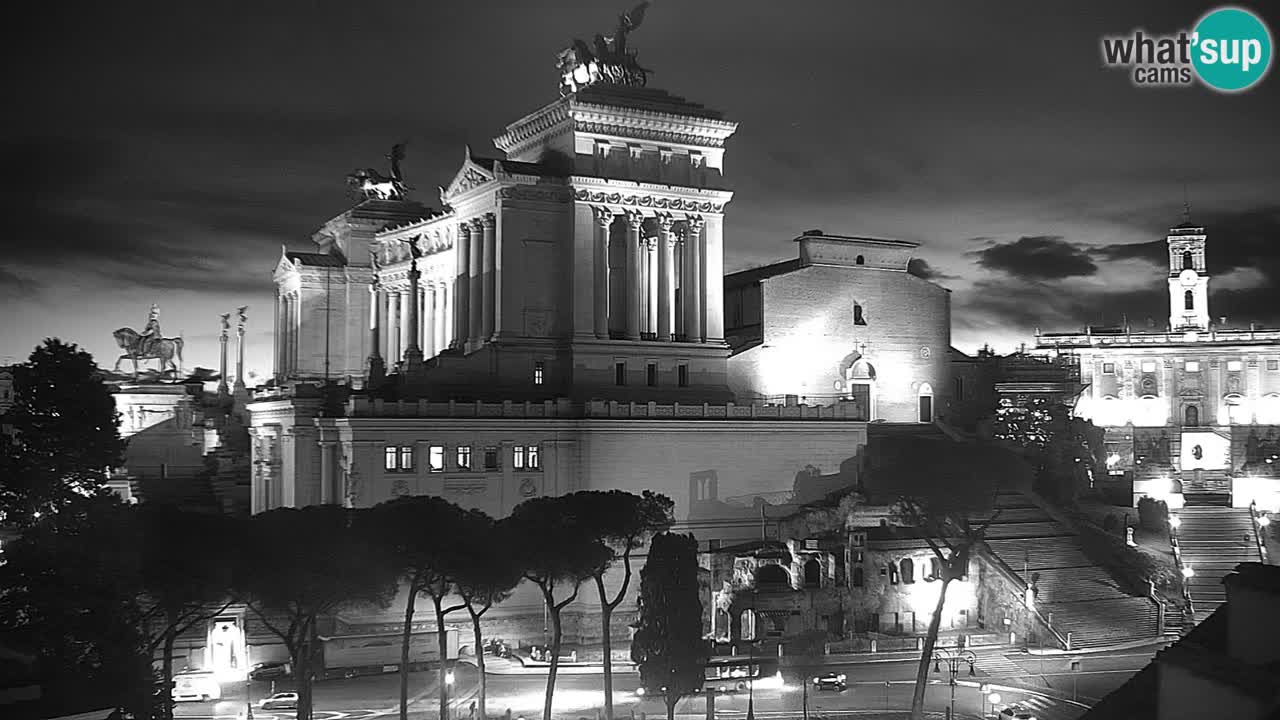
left=369, top=279, right=455, bottom=364
left=275, top=290, right=301, bottom=376
left=593, top=208, right=711, bottom=342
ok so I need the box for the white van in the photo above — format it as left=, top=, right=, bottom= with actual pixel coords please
left=172, top=670, right=222, bottom=702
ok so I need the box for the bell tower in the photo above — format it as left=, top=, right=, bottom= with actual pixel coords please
left=1167, top=211, right=1209, bottom=332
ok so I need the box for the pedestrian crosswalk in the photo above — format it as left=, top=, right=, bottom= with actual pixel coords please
left=972, top=649, right=1025, bottom=680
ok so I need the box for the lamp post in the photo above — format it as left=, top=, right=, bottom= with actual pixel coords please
left=245, top=676, right=254, bottom=720
left=445, top=669, right=456, bottom=720
left=932, top=648, right=976, bottom=720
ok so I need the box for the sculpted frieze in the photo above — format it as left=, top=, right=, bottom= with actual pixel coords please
left=497, top=186, right=572, bottom=203
left=573, top=121, right=726, bottom=148
left=573, top=189, right=723, bottom=213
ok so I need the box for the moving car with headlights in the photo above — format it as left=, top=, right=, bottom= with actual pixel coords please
left=249, top=661, right=291, bottom=680
left=259, top=692, right=299, bottom=710
left=812, top=672, right=847, bottom=691
left=999, top=704, right=1037, bottom=720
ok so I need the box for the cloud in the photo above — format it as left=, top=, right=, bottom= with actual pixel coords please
left=0, top=267, right=42, bottom=299
left=970, top=235, right=1098, bottom=279
left=907, top=257, right=954, bottom=281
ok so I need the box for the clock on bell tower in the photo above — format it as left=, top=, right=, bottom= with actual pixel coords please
left=1166, top=218, right=1209, bottom=331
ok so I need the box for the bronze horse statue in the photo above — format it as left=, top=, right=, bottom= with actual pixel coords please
left=112, top=327, right=184, bottom=379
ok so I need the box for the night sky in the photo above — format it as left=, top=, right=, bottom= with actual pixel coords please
left=3, top=1, right=1278, bottom=379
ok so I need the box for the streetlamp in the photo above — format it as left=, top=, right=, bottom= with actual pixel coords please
left=445, top=669, right=456, bottom=720
left=987, top=692, right=1001, bottom=719
left=932, top=648, right=976, bottom=720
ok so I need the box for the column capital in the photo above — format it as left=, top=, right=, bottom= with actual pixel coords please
left=592, top=205, right=614, bottom=228
left=626, top=210, right=646, bottom=230
left=656, top=212, right=676, bottom=233
left=468, top=217, right=485, bottom=232
left=685, top=214, right=706, bottom=234
left=481, top=213, right=497, bottom=229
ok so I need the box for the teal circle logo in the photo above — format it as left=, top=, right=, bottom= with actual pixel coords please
left=1192, top=7, right=1273, bottom=92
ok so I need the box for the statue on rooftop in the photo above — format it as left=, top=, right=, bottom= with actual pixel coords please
left=558, top=2, right=652, bottom=95
left=112, top=304, right=185, bottom=380
left=346, top=142, right=410, bottom=200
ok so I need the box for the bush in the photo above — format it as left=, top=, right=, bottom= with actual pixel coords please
left=1137, top=497, right=1169, bottom=532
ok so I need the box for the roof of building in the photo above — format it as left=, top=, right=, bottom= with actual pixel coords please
left=724, top=258, right=804, bottom=286
left=470, top=156, right=569, bottom=178
left=286, top=251, right=346, bottom=268
left=573, top=84, right=727, bottom=121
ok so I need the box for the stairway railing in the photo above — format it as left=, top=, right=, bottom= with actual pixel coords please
left=1249, top=500, right=1269, bottom=564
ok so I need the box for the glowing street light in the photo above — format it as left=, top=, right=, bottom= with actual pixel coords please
left=1169, top=514, right=1182, bottom=530
left=1257, top=514, right=1271, bottom=528
left=1182, top=565, right=1195, bottom=579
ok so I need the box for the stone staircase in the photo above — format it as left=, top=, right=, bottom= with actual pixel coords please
left=978, top=493, right=1160, bottom=650
left=1174, top=506, right=1261, bottom=622
left=1180, top=469, right=1232, bottom=506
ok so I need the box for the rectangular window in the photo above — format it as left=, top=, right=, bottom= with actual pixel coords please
left=647, top=362, right=657, bottom=387
left=384, top=446, right=397, bottom=471
left=456, top=446, right=472, bottom=470
left=527, top=444, right=540, bottom=470
left=678, top=364, right=689, bottom=387
left=1141, top=361, right=1157, bottom=373
left=385, top=445, right=413, bottom=472
left=615, top=361, right=627, bottom=386
left=398, top=446, right=415, bottom=472
left=514, top=445, right=525, bottom=469
left=1227, top=360, right=1244, bottom=372
left=484, top=446, right=499, bottom=470
left=1102, top=362, right=1115, bottom=374
left=534, top=361, right=545, bottom=385
left=1185, top=361, right=1201, bottom=372
left=1270, top=359, right=1279, bottom=371
left=428, top=446, right=445, bottom=472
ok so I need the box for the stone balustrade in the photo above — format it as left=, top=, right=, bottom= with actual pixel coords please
left=338, top=397, right=868, bottom=420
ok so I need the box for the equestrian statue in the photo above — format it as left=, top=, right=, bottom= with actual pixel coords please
left=112, top=304, right=185, bottom=379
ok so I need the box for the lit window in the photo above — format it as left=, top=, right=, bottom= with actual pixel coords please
left=678, top=364, right=689, bottom=387
left=385, top=445, right=414, bottom=473
left=1102, top=363, right=1115, bottom=374
left=428, top=446, right=445, bottom=472
left=514, top=444, right=541, bottom=470
left=484, top=447, right=499, bottom=470
left=647, top=363, right=657, bottom=387
left=1227, top=360, right=1243, bottom=372
left=1141, top=361, right=1157, bottom=373
left=456, top=446, right=472, bottom=470
left=534, top=361, right=545, bottom=385
left=1185, top=361, right=1200, bottom=372
left=615, top=361, right=626, bottom=386
left=384, top=446, right=397, bottom=471
left=398, top=446, right=414, bottom=472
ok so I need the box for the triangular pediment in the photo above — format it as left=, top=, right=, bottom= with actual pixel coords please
left=274, top=247, right=299, bottom=279
left=442, top=147, right=495, bottom=202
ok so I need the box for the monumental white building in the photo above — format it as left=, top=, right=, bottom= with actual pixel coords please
left=241, top=20, right=960, bottom=667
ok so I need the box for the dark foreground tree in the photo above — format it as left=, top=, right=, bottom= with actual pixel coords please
left=139, top=505, right=240, bottom=720
left=366, top=496, right=471, bottom=720
left=236, top=506, right=397, bottom=720
left=507, top=495, right=610, bottom=720
left=455, top=512, right=522, bottom=720
left=864, top=438, right=1032, bottom=720
left=0, top=339, right=125, bottom=526
left=568, top=490, right=674, bottom=720
left=631, top=532, right=709, bottom=720
left=0, top=495, right=150, bottom=718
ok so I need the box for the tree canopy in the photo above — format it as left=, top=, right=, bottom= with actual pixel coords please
left=631, top=532, right=708, bottom=720
left=0, top=339, right=125, bottom=526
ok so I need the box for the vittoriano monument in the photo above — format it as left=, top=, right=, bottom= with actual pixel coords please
left=557, top=1, right=652, bottom=95
left=346, top=142, right=411, bottom=200
left=113, top=304, right=185, bottom=379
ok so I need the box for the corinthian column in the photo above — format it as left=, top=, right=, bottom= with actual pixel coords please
left=366, top=281, right=385, bottom=387
left=387, top=290, right=400, bottom=362
left=625, top=211, right=643, bottom=341
left=481, top=213, right=497, bottom=341
left=468, top=218, right=484, bottom=345
left=454, top=223, right=471, bottom=349
left=423, top=283, right=437, bottom=358
left=438, top=283, right=450, bottom=353
left=646, top=237, right=658, bottom=337
left=657, top=214, right=676, bottom=342
left=684, top=216, right=705, bottom=342
left=592, top=206, right=612, bottom=339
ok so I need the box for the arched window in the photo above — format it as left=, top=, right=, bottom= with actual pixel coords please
left=900, top=558, right=915, bottom=584
left=1184, top=404, right=1199, bottom=427
left=1183, top=251, right=1193, bottom=270
left=854, top=304, right=867, bottom=325
left=1185, top=290, right=1194, bottom=310
left=803, top=559, right=821, bottom=588
left=856, top=255, right=865, bottom=265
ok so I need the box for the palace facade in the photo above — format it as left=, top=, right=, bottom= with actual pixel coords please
left=1037, top=219, right=1280, bottom=512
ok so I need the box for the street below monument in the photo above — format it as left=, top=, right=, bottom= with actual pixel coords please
left=171, top=642, right=1165, bottom=720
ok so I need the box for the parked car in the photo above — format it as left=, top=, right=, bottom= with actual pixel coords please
left=999, top=705, right=1037, bottom=720
left=249, top=661, right=291, bottom=680
left=812, top=672, right=847, bottom=691
left=259, top=692, right=299, bottom=710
